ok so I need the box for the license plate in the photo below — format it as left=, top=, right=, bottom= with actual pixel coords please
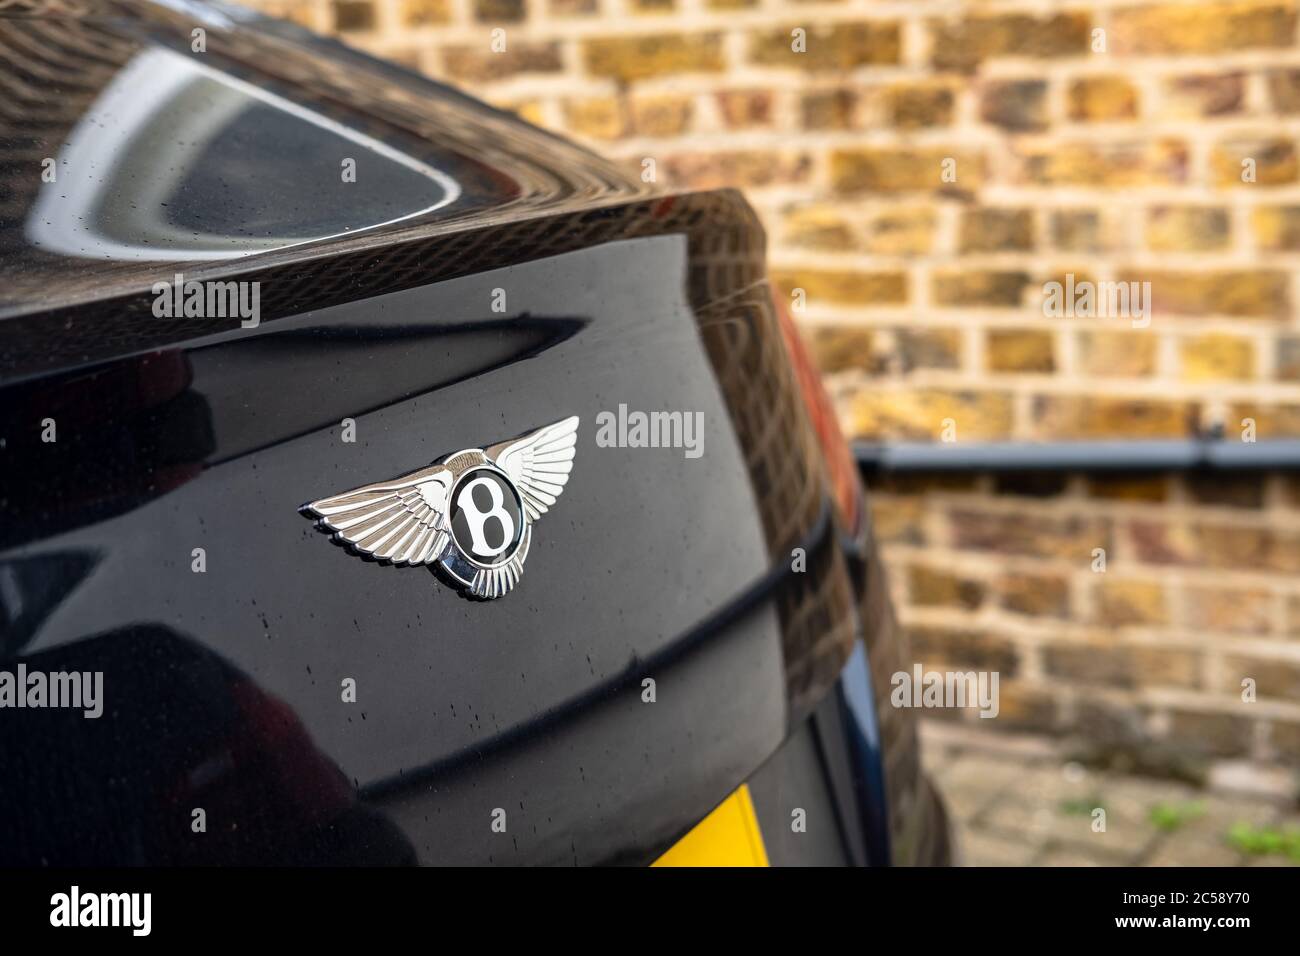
left=652, top=784, right=769, bottom=867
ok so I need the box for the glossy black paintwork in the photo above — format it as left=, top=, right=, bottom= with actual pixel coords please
left=0, top=0, right=942, bottom=865
left=0, top=0, right=642, bottom=328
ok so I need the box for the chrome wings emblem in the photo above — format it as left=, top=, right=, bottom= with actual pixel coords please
left=301, top=416, right=578, bottom=599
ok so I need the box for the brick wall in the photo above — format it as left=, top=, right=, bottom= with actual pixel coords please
left=240, top=0, right=1300, bottom=778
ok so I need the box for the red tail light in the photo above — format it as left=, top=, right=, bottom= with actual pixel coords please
left=773, top=295, right=862, bottom=533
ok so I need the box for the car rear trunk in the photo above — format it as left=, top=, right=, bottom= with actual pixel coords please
left=0, top=2, right=900, bottom=865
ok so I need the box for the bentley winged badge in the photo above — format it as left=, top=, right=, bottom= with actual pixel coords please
left=301, top=416, right=579, bottom=599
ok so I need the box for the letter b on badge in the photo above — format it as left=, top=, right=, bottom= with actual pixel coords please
left=458, top=476, right=515, bottom=558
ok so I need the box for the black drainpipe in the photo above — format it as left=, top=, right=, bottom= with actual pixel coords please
left=855, top=438, right=1300, bottom=476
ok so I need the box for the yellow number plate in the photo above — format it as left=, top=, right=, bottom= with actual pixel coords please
left=652, top=784, right=770, bottom=867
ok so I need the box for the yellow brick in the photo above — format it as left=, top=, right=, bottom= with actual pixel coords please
left=1164, top=72, right=1245, bottom=117
left=1016, top=139, right=1188, bottom=187
left=1040, top=268, right=1099, bottom=296
left=999, top=573, right=1069, bottom=618
left=932, top=270, right=1031, bottom=308
left=630, top=94, right=694, bottom=137
left=807, top=326, right=875, bottom=374
left=1252, top=205, right=1300, bottom=250
left=1278, top=336, right=1300, bottom=381
left=781, top=206, right=857, bottom=251
left=849, top=389, right=1014, bottom=441
left=583, top=34, right=724, bottom=82
left=333, top=0, right=375, bottom=31
left=930, top=13, right=1091, bottom=72
left=770, top=269, right=907, bottom=306
left=1133, top=269, right=1290, bottom=319
left=1228, top=403, right=1300, bottom=438
left=402, top=0, right=451, bottom=25
left=885, top=82, right=955, bottom=128
left=949, top=510, right=1112, bottom=560
left=1187, top=586, right=1274, bottom=634
left=549, top=0, right=597, bottom=14
left=959, top=208, right=1034, bottom=252
left=864, top=207, right=936, bottom=256
left=1077, top=331, right=1158, bottom=378
left=1269, top=68, right=1300, bottom=112
left=444, top=42, right=563, bottom=81
left=910, top=565, right=985, bottom=609
left=664, top=151, right=810, bottom=189
left=1051, top=210, right=1104, bottom=252
left=1194, top=521, right=1300, bottom=573
left=1031, top=395, right=1196, bottom=439
left=868, top=496, right=926, bottom=545
left=1112, top=2, right=1296, bottom=55
left=831, top=148, right=984, bottom=194
left=801, top=90, right=857, bottom=130
left=563, top=97, right=626, bottom=140
left=1181, top=334, right=1256, bottom=381
left=1096, top=579, right=1170, bottom=626
left=1146, top=206, right=1231, bottom=251
left=986, top=329, right=1055, bottom=373
left=715, top=90, right=773, bottom=128
left=473, top=0, right=523, bottom=21
left=979, top=80, right=1048, bottom=131
left=896, top=328, right=963, bottom=371
left=1068, top=76, right=1139, bottom=121
left=1211, top=138, right=1299, bottom=187
left=750, top=23, right=901, bottom=71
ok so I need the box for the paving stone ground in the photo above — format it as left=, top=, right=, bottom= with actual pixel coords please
left=921, top=723, right=1300, bottom=867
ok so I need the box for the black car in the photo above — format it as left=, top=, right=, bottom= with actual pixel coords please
left=0, top=0, right=951, bottom=866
